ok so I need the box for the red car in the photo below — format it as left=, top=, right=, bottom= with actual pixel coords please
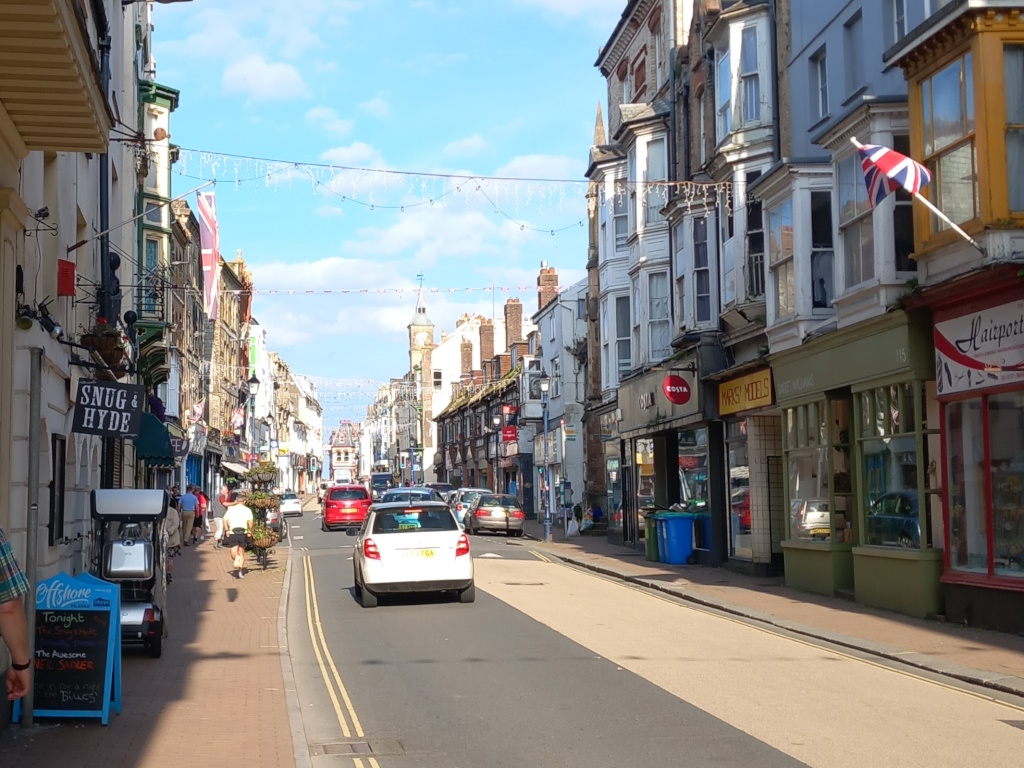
left=322, top=485, right=372, bottom=531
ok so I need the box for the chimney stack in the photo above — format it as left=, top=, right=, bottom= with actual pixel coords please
left=538, top=261, right=559, bottom=311
left=479, top=319, right=494, bottom=367
left=504, top=298, right=523, bottom=348
left=460, top=338, right=473, bottom=375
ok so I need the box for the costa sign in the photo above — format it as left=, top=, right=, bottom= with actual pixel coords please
left=662, top=375, right=692, bottom=406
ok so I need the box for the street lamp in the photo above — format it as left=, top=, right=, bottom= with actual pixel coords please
left=492, top=414, right=501, bottom=493
left=538, top=370, right=552, bottom=542
left=248, top=374, right=260, bottom=468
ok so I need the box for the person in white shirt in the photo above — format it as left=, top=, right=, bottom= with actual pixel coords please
left=221, top=492, right=254, bottom=579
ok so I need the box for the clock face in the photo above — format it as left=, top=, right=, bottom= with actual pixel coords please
left=414, top=331, right=428, bottom=346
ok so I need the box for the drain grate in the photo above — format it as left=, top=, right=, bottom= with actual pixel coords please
left=310, top=738, right=405, bottom=757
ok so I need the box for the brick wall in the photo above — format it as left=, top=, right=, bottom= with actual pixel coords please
left=504, top=299, right=523, bottom=347
left=538, top=266, right=559, bottom=311
left=479, top=319, right=494, bottom=365
left=460, top=339, right=473, bottom=375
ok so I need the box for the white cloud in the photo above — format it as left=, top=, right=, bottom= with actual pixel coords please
left=320, top=142, right=387, bottom=168
left=223, top=54, right=310, bottom=101
left=495, top=154, right=584, bottom=182
left=305, top=106, right=355, bottom=138
left=443, top=134, right=489, bottom=157
left=357, top=97, right=390, bottom=119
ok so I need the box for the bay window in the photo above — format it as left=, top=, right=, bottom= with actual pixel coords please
left=674, top=220, right=686, bottom=328
left=1006, top=45, right=1024, bottom=212
left=601, top=298, right=610, bottom=388
left=838, top=152, right=874, bottom=289
left=920, top=51, right=979, bottom=230
left=717, top=48, right=732, bottom=142
left=615, top=295, right=631, bottom=378
left=645, top=137, right=667, bottom=224
left=810, top=191, right=834, bottom=309
left=648, top=271, right=670, bottom=360
left=768, top=199, right=794, bottom=319
left=613, top=185, right=628, bottom=249
left=632, top=276, right=641, bottom=364
left=740, top=27, right=760, bottom=123
left=694, top=216, right=711, bottom=323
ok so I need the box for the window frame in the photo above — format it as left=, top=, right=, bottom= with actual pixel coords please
left=647, top=270, right=671, bottom=361
left=716, top=47, right=732, bottom=142
left=767, top=197, right=795, bottom=320
left=810, top=189, right=835, bottom=311
left=48, top=434, right=66, bottom=547
left=811, top=48, right=829, bottom=121
left=745, top=171, right=765, bottom=300
left=693, top=216, right=712, bottom=324
left=740, top=26, right=760, bottom=124
left=837, top=151, right=875, bottom=290
left=615, top=294, right=631, bottom=378
left=644, top=137, right=667, bottom=225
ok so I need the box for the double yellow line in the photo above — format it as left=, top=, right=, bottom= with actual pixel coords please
left=301, top=555, right=382, bottom=768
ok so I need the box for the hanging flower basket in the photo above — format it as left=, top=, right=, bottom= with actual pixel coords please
left=247, top=461, right=278, bottom=486
left=251, top=533, right=278, bottom=550
left=244, top=491, right=280, bottom=510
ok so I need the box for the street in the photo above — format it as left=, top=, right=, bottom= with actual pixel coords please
left=286, top=512, right=1024, bottom=768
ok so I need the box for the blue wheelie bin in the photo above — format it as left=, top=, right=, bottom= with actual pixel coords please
left=660, top=512, right=695, bottom=565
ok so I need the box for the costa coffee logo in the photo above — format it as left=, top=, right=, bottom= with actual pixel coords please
left=638, top=392, right=655, bottom=410
left=662, top=375, right=692, bottom=406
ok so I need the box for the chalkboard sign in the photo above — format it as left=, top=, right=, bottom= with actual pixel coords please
left=77, top=571, right=122, bottom=715
left=13, top=572, right=121, bottom=725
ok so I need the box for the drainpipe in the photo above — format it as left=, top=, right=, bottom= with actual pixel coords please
left=768, top=0, right=782, bottom=162
left=21, top=347, right=43, bottom=727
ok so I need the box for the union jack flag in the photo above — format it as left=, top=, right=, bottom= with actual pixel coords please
left=857, top=143, right=932, bottom=209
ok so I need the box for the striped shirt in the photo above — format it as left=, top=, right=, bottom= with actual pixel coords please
left=0, top=525, right=29, bottom=605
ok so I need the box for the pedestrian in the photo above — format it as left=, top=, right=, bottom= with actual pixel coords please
left=221, top=492, right=254, bottom=579
left=0, top=523, right=32, bottom=700
left=192, top=485, right=207, bottom=544
left=178, top=485, right=199, bottom=546
left=163, top=489, right=181, bottom=582
left=212, top=485, right=231, bottom=549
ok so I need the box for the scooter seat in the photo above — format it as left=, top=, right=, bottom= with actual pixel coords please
left=103, top=540, right=154, bottom=580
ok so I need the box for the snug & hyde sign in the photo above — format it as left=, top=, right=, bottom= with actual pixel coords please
left=71, top=380, right=145, bottom=439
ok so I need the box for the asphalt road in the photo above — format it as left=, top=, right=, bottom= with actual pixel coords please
left=285, top=509, right=1024, bottom=768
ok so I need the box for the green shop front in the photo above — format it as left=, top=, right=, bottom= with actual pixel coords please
left=772, top=310, right=942, bottom=618
left=615, top=350, right=728, bottom=564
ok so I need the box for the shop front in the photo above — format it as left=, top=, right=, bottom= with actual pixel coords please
left=715, top=367, right=784, bottom=575
left=925, top=273, right=1024, bottom=632
left=772, top=310, right=941, bottom=618
left=616, top=351, right=727, bottom=563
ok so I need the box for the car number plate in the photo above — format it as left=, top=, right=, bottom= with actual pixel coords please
left=404, top=549, right=436, bottom=558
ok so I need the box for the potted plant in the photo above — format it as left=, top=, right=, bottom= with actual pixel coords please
left=80, top=317, right=131, bottom=372
left=243, top=489, right=280, bottom=511
left=247, top=461, right=278, bottom=486
left=249, top=518, right=278, bottom=550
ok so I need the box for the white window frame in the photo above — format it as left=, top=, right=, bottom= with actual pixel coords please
left=894, top=0, right=907, bottom=41
left=674, top=221, right=687, bottom=330
left=552, top=356, right=561, bottom=397
left=716, top=48, right=732, bottom=142
left=601, top=298, right=610, bottom=388
left=768, top=198, right=795, bottom=320
left=693, top=216, right=712, bottom=324
left=811, top=48, right=829, bottom=121
left=810, top=190, right=835, bottom=311
left=433, top=370, right=443, bottom=390
left=740, top=26, right=760, bottom=124
left=627, top=148, right=637, bottom=236
left=699, top=93, right=707, bottom=166
left=615, top=294, right=631, bottom=380
left=837, top=152, right=874, bottom=290
left=613, top=184, right=628, bottom=250
left=654, top=23, right=664, bottom=90
left=645, top=137, right=667, bottom=225
left=648, top=271, right=671, bottom=361
left=632, top=276, right=641, bottom=364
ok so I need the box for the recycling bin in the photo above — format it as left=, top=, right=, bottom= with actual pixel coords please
left=660, top=512, right=696, bottom=565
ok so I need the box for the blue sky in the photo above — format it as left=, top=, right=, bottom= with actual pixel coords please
left=153, top=0, right=622, bottom=421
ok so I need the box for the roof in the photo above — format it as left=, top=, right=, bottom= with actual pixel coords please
left=409, top=291, right=433, bottom=328
left=434, top=366, right=521, bottom=421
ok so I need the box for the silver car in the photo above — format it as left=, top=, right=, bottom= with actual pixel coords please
left=465, top=493, right=526, bottom=537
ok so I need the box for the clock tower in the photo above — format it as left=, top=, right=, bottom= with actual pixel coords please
left=408, top=289, right=434, bottom=373
left=407, top=291, right=437, bottom=479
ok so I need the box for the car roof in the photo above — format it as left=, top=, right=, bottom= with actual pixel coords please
left=331, top=484, right=367, bottom=490
left=370, top=501, right=452, bottom=512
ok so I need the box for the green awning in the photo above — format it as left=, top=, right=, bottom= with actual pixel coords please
left=133, top=412, right=175, bottom=468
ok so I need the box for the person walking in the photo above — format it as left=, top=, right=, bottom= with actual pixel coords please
left=178, top=485, right=199, bottom=546
left=192, top=486, right=207, bottom=544
left=221, top=492, right=254, bottom=579
left=212, top=486, right=230, bottom=549
left=0, top=523, right=32, bottom=700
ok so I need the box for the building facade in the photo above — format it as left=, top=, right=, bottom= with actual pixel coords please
left=329, top=421, right=361, bottom=484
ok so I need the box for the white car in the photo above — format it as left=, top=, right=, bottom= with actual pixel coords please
left=278, top=492, right=303, bottom=517
left=348, top=501, right=475, bottom=608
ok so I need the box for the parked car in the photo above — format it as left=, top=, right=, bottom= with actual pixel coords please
left=866, top=491, right=920, bottom=547
left=425, top=482, right=454, bottom=497
left=465, top=493, right=525, bottom=536
left=278, top=491, right=303, bottom=518
left=451, top=488, right=491, bottom=525
left=323, top=484, right=373, bottom=531
left=348, top=500, right=474, bottom=608
left=265, top=506, right=288, bottom=540
left=791, top=499, right=830, bottom=540
left=380, top=487, right=447, bottom=504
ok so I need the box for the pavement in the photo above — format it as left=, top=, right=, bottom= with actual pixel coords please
left=516, top=517, right=1024, bottom=697
left=0, top=495, right=321, bottom=767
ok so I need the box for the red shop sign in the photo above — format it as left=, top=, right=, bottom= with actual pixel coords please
left=501, top=425, right=518, bottom=442
left=662, top=375, right=692, bottom=405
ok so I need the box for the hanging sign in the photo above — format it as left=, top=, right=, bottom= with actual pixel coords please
left=935, top=299, right=1024, bottom=395
left=167, top=423, right=190, bottom=459
left=662, top=375, right=692, bottom=406
left=501, top=425, right=518, bottom=442
left=71, top=380, right=145, bottom=439
left=13, top=572, right=122, bottom=726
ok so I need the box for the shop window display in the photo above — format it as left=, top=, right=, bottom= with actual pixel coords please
left=637, top=439, right=656, bottom=538
left=678, top=428, right=709, bottom=548
left=989, top=392, right=1024, bottom=576
left=727, top=420, right=752, bottom=559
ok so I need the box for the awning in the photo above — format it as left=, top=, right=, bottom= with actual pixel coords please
left=220, top=460, right=249, bottom=476
left=133, top=412, right=174, bottom=468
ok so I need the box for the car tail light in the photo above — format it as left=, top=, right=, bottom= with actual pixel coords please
left=456, top=533, right=470, bottom=557
left=475, top=509, right=487, bottom=517
left=510, top=510, right=525, bottom=519
left=363, top=538, right=380, bottom=560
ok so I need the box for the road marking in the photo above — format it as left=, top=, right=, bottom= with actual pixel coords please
left=301, top=555, right=351, bottom=738
left=293, top=536, right=305, bottom=540
left=530, top=550, right=552, bottom=563
left=352, top=758, right=382, bottom=768
left=303, top=555, right=367, bottom=736
left=477, top=553, right=503, bottom=558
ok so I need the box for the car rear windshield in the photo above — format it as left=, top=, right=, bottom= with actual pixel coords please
left=280, top=493, right=298, bottom=500
left=371, top=509, right=458, bottom=533
left=478, top=495, right=518, bottom=508
left=382, top=490, right=437, bottom=503
left=330, top=488, right=368, bottom=501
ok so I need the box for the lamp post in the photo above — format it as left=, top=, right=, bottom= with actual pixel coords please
left=492, top=414, right=501, bottom=492
left=538, top=370, right=552, bottom=542
left=247, top=373, right=260, bottom=468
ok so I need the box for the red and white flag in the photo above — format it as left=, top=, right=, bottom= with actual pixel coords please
left=197, top=191, right=221, bottom=321
left=856, top=142, right=932, bottom=209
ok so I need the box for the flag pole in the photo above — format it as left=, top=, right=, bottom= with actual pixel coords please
left=850, top=137, right=984, bottom=255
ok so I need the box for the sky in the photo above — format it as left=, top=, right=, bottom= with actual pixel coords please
left=153, top=0, right=623, bottom=423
